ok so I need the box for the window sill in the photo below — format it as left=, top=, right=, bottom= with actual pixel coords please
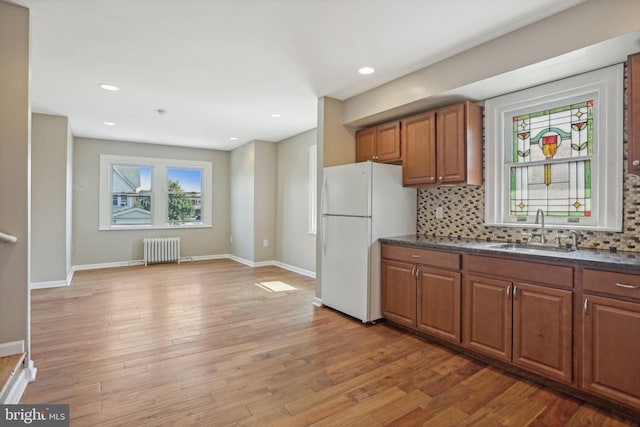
left=99, top=224, right=212, bottom=231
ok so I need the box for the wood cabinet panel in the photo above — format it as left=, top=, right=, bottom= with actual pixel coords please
left=583, top=269, right=640, bottom=299
left=376, top=121, right=401, bottom=162
left=464, top=254, right=573, bottom=289
left=401, top=111, right=436, bottom=185
left=582, top=294, right=640, bottom=408
left=417, top=268, right=461, bottom=343
left=356, top=121, right=401, bottom=163
left=628, top=52, right=640, bottom=174
left=436, top=103, right=466, bottom=183
left=513, top=283, right=573, bottom=383
left=381, top=244, right=460, bottom=270
left=381, top=259, right=417, bottom=328
left=400, top=101, right=482, bottom=187
left=463, top=275, right=512, bottom=362
left=355, top=127, right=376, bottom=162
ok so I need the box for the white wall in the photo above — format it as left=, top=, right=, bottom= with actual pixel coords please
left=276, top=129, right=316, bottom=273
left=254, top=142, right=277, bottom=263
left=73, top=137, right=230, bottom=266
left=0, top=1, right=30, bottom=351
left=230, top=142, right=255, bottom=261
left=31, top=113, right=72, bottom=284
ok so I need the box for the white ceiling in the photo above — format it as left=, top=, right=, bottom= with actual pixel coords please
left=12, top=0, right=587, bottom=150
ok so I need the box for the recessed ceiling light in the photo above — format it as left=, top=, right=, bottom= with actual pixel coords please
left=103, top=121, right=115, bottom=126
left=358, top=66, right=375, bottom=75
left=100, top=84, right=120, bottom=91
left=271, top=113, right=282, bottom=118
left=229, top=137, right=238, bottom=141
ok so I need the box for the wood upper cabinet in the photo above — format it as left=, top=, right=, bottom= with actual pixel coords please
left=628, top=52, right=640, bottom=174
left=381, top=259, right=417, bottom=328
left=581, top=269, right=640, bottom=409
left=401, top=101, right=482, bottom=187
left=356, top=121, right=401, bottom=163
left=401, top=111, right=436, bottom=186
left=417, top=267, right=461, bottom=343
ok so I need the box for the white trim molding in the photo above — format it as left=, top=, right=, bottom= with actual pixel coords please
left=0, top=341, right=24, bottom=358
left=485, top=64, right=623, bottom=231
left=30, top=269, right=74, bottom=290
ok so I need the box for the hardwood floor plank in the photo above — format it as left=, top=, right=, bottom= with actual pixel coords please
left=20, top=260, right=639, bottom=426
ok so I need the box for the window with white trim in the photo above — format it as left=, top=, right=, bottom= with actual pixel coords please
left=100, top=155, right=212, bottom=230
left=308, top=144, right=317, bottom=234
left=484, top=64, right=623, bottom=231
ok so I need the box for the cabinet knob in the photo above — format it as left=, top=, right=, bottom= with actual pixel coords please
left=438, top=176, right=443, bottom=180
left=633, top=160, right=640, bottom=166
left=429, top=177, right=435, bottom=181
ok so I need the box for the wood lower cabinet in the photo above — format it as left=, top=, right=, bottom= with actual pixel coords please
left=417, top=267, right=461, bottom=343
left=512, top=283, right=572, bottom=383
left=381, top=244, right=461, bottom=344
left=463, top=275, right=512, bottom=362
left=381, top=259, right=416, bottom=328
left=582, top=295, right=640, bottom=408
left=581, top=268, right=640, bottom=409
left=463, top=256, right=573, bottom=384
left=356, top=121, right=401, bottom=163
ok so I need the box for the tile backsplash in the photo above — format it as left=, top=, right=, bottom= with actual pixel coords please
left=417, top=171, right=640, bottom=252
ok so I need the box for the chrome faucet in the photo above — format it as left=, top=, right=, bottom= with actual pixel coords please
left=535, top=208, right=545, bottom=244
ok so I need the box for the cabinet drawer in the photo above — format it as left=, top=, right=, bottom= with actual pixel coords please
left=464, top=254, right=573, bottom=288
left=583, top=269, right=640, bottom=299
left=381, top=245, right=460, bottom=270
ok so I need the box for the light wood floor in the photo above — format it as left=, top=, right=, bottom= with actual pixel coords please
left=22, top=260, right=638, bottom=426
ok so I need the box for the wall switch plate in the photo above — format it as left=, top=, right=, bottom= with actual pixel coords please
left=263, top=239, right=269, bottom=247
left=435, top=207, right=444, bottom=219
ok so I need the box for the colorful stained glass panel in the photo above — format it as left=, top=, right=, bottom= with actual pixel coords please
left=509, top=100, right=593, bottom=218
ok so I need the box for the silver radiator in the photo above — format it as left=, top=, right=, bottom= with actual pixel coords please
left=143, top=237, right=181, bottom=265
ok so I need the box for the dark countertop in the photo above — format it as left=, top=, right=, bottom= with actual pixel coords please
left=380, top=235, right=640, bottom=273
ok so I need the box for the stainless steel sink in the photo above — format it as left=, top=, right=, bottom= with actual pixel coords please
left=488, top=243, right=575, bottom=253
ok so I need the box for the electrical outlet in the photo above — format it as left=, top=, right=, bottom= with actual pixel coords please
left=263, top=239, right=269, bottom=247
left=435, top=206, right=444, bottom=219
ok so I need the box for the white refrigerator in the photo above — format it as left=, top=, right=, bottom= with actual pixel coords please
left=320, top=161, right=416, bottom=323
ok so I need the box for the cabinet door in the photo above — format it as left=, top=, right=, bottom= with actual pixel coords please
left=381, top=260, right=417, bottom=327
left=417, top=267, right=461, bottom=343
left=629, top=53, right=640, bottom=174
left=582, top=295, right=640, bottom=408
left=436, top=103, right=466, bottom=184
left=376, top=121, right=401, bottom=162
left=401, top=112, right=436, bottom=186
left=463, top=275, right=512, bottom=362
left=512, top=283, right=572, bottom=384
left=356, top=127, right=376, bottom=162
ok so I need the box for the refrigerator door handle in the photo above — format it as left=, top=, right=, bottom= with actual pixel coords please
left=321, top=176, right=328, bottom=216
left=321, top=215, right=327, bottom=255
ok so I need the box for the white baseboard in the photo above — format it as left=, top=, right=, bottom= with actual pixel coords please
left=0, top=341, right=24, bottom=358
left=0, top=359, right=35, bottom=404
left=272, top=261, right=316, bottom=278
left=30, top=268, right=75, bottom=290
left=71, top=255, right=317, bottom=279
left=312, top=297, right=323, bottom=307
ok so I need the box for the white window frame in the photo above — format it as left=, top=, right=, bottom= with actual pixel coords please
left=99, top=154, right=212, bottom=230
left=484, top=64, right=623, bottom=231
left=308, top=144, right=318, bottom=234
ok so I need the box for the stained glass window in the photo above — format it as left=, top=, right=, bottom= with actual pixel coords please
left=509, top=101, right=593, bottom=218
